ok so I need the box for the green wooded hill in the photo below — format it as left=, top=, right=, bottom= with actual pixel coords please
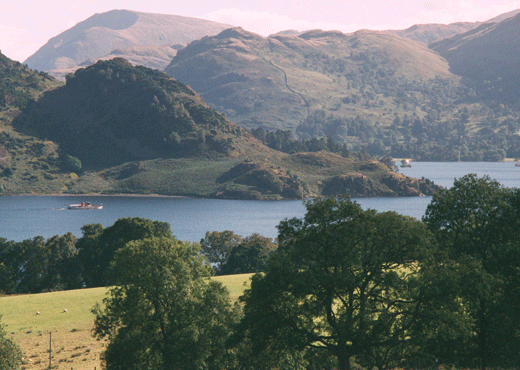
left=15, top=58, right=265, bottom=169
left=0, top=53, right=61, bottom=112
left=164, top=25, right=520, bottom=161
left=1, top=55, right=437, bottom=199
left=0, top=54, right=80, bottom=195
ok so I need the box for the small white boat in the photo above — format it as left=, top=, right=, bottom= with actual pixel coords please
left=67, top=202, right=103, bottom=210
left=401, top=159, right=412, bottom=168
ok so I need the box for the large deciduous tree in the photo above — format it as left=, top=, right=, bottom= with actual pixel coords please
left=239, top=196, right=435, bottom=370
left=0, top=233, right=78, bottom=294
left=78, top=217, right=172, bottom=287
left=220, top=233, right=277, bottom=275
left=92, top=236, right=240, bottom=370
left=200, top=230, right=242, bottom=274
left=200, top=231, right=277, bottom=275
left=423, top=174, right=520, bottom=369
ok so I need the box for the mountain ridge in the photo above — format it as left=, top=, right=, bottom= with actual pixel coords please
left=430, top=13, right=520, bottom=100
left=24, top=9, right=232, bottom=72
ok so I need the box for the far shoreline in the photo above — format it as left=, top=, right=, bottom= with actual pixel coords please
left=2, top=193, right=188, bottom=198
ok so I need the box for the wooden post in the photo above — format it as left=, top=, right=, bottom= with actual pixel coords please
left=48, top=331, right=52, bottom=369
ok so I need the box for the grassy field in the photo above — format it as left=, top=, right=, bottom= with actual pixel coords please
left=0, top=273, right=253, bottom=370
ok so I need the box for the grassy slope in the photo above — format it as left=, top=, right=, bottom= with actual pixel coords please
left=0, top=273, right=253, bottom=369
left=24, top=10, right=231, bottom=72
left=165, top=27, right=461, bottom=132
left=430, top=14, right=520, bottom=97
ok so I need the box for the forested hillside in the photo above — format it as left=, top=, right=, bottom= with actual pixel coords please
left=15, top=58, right=262, bottom=168
left=165, top=25, right=520, bottom=161
left=1, top=54, right=437, bottom=198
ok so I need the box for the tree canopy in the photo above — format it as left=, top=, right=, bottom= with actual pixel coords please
left=238, top=196, right=436, bottom=370
left=92, top=236, right=240, bottom=370
left=200, top=230, right=277, bottom=275
left=78, top=217, right=172, bottom=287
left=423, top=174, right=520, bottom=368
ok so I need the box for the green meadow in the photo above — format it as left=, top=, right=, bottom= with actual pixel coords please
left=0, top=273, right=253, bottom=370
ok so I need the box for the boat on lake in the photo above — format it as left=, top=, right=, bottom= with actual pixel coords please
left=67, top=202, right=103, bottom=210
left=401, top=159, right=412, bottom=168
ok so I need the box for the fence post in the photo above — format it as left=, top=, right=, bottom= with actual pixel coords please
left=48, top=331, right=52, bottom=369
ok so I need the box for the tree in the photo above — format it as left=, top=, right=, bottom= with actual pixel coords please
left=220, top=233, right=277, bottom=275
left=92, top=236, right=240, bottom=370
left=0, top=234, right=78, bottom=294
left=423, top=174, right=520, bottom=369
left=239, top=196, right=435, bottom=370
left=78, top=217, right=172, bottom=287
left=201, top=231, right=277, bottom=275
left=40, top=232, right=78, bottom=291
left=0, top=317, right=22, bottom=370
left=61, top=154, right=82, bottom=173
left=200, top=230, right=242, bottom=274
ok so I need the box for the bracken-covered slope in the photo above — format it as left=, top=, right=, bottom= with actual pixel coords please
left=164, top=25, right=520, bottom=161
left=165, top=27, right=455, bottom=133
left=24, top=9, right=232, bottom=72
left=8, top=57, right=437, bottom=199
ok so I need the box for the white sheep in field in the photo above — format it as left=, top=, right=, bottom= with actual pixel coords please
left=63, top=309, right=67, bottom=312
left=36, top=311, right=40, bottom=315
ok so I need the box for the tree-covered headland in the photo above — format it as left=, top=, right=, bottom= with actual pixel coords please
left=1, top=175, right=520, bottom=369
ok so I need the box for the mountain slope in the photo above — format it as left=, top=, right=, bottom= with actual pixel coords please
left=430, top=13, right=520, bottom=101
left=0, top=53, right=61, bottom=112
left=15, top=58, right=265, bottom=169
left=388, top=9, right=520, bottom=45
left=165, top=27, right=455, bottom=134
left=24, top=9, right=232, bottom=72
left=8, top=58, right=437, bottom=199
left=48, top=44, right=183, bottom=80
left=0, top=52, right=88, bottom=195
left=389, top=22, right=480, bottom=45
left=164, top=26, right=520, bottom=161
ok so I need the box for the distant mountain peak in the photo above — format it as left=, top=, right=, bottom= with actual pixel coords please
left=215, top=27, right=264, bottom=40
left=24, top=9, right=233, bottom=72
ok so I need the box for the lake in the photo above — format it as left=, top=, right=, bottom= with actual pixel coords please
left=1, top=162, right=519, bottom=242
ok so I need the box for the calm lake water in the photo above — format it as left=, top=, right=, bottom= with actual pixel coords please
left=1, top=162, right=519, bottom=242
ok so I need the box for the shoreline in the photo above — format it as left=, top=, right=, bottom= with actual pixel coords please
left=3, top=193, right=188, bottom=198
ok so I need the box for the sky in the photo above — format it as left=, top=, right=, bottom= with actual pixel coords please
left=0, top=0, right=519, bottom=63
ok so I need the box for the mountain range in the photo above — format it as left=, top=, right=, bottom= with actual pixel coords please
left=2, top=7, right=520, bottom=198
left=21, top=8, right=520, bottom=162
left=431, top=12, right=520, bottom=99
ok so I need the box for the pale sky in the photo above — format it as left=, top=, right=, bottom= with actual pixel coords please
left=1, top=0, right=519, bottom=63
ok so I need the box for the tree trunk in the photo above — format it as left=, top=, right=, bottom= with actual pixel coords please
left=336, top=342, right=351, bottom=370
